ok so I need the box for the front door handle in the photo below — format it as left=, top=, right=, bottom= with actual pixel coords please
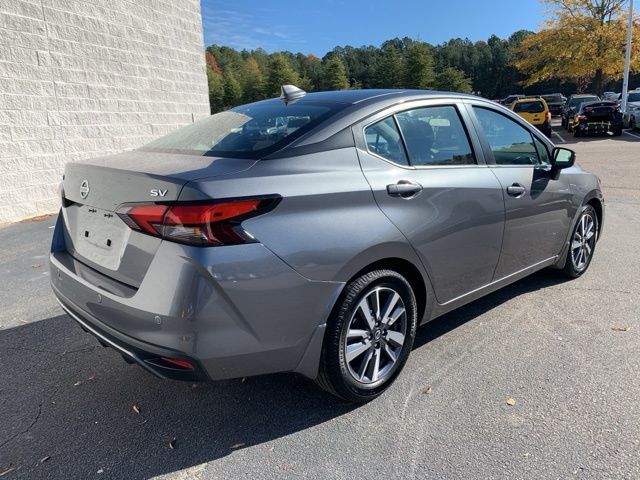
left=387, top=181, right=423, bottom=198
left=506, top=183, right=526, bottom=197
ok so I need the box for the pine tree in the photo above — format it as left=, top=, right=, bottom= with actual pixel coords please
left=375, top=46, right=405, bottom=88
left=222, top=71, right=243, bottom=109
left=206, top=65, right=224, bottom=113
left=434, top=67, right=473, bottom=93
left=242, top=57, right=265, bottom=102
left=321, top=56, right=350, bottom=90
left=404, top=42, right=435, bottom=89
left=266, top=54, right=301, bottom=97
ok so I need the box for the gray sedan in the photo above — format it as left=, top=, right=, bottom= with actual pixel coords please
left=50, top=87, right=604, bottom=402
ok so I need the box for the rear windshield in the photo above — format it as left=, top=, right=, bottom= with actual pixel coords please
left=569, top=96, right=599, bottom=108
left=542, top=95, right=563, bottom=103
left=514, top=101, right=545, bottom=113
left=140, top=100, right=346, bottom=158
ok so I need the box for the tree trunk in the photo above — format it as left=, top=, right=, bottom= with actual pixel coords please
left=592, top=69, right=605, bottom=96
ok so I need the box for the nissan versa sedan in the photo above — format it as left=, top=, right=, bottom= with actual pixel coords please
left=50, top=87, right=604, bottom=402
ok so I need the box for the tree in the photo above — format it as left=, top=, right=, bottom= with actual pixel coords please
left=242, top=57, right=265, bottom=102
left=515, top=0, right=640, bottom=95
left=404, top=42, right=435, bottom=89
left=375, top=45, right=405, bottom=88
left=222, top=71, right=243, bottom=109
left=266, top=53, right=301, bottom=97
left=321, top=56, right=350, bottom=90
left=434, top=67, right=473, bottom=93
left=206, top=65, right=224, bottom=113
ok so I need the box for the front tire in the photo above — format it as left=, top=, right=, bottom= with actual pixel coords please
left=562, top=204, right=598, bottom=278
left=315, top=269, right=418, bottom=402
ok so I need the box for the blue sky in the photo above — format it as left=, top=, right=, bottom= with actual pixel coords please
left=200, top=0, right=545, bottom=55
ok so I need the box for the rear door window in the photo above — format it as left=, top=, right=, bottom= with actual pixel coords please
left=364, top=117, right=409, bottom=165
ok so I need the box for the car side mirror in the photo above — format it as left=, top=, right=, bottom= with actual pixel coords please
left=551, top=147, right=575, bottom=170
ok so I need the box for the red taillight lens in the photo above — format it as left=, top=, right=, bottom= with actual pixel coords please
left=577, top=115, right=588, bottom=122
left=117, top=198, right=276, bottom=246
left=159, top=357, right=194, bottom=369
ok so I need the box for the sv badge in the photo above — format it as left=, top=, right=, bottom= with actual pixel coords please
left=150, top=189, right=168, bottom=197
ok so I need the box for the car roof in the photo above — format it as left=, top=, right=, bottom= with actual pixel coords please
left=514, top=97, right=544, bottom=102
left=290, top=89, right=478, bottom=105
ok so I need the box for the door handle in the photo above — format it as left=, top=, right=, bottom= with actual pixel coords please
left=387, top=181, right=423, bottom=198
left=506, top=183, right=526, bottom=197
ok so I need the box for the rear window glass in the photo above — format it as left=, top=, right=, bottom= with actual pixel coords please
left=569, top=96, right=599, bottom=108
left=542, top=95, right=563, bottom=103
left=514, top=101, right=545, bottom=113
left=140, top=100, right=346, bottom=159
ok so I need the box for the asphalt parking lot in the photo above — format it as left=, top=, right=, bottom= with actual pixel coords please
left=1, top=121, right=639, bottom=479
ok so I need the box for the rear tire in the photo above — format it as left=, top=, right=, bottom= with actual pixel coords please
left=315, top=269, right=418, bottom=402
left=562, top=204, right=598, bottom=278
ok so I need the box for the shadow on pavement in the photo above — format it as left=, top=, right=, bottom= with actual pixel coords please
left=0, top=270, right=569, bottom=479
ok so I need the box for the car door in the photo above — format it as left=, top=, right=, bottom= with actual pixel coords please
left=354, top=100, right=505, bottom=305
left=466, top=103, right=574, bottom=279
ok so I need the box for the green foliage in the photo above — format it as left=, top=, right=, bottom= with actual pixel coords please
left=206, top=65, right=224, bottom=113
left=266, top=54, right=301, bottom=97
left=322, top=56, right=350, bottom=90
left=375, top=45, right=405, bottom=88
left=434, top=67, right=473, bottom=93
left=222, top=71, right=243, bottom=109
left=404, top=42, right=435, bottom=89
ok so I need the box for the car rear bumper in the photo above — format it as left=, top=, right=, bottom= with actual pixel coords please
left=50, top=215, right=343, bottom=381
left=576, top=121, right=621, bottom=134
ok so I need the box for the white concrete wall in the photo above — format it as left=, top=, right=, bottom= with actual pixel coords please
left=0, top=0, right=210, bottom=223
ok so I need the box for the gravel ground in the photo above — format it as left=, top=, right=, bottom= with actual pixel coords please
left=1, top=122, right=638, bottom=479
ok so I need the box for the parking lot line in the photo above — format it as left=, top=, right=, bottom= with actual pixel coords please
left=623, top=131, right=640, bottom=140
left=552, top=131, right=566, bottom=143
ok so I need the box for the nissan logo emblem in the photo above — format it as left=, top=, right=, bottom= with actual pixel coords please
left=79, top=179, right=90, bottom=199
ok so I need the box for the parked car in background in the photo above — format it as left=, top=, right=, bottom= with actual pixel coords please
left=625, top=104, right=640, bottom=130
left=562, top=94, right=600, bottom=131
left=502, top=94, right=524, bottom=108
left=570, top=101, right=622, bottom=137
left=541, top=93, right=566, bottom=116
left=602, top=92, right=619, bottom=102
left=50, top=87, right=604, bottom=402
left=511, top=97, right=552, bottom=137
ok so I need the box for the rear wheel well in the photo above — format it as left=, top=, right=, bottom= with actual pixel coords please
left=349, top=258, right=427, bottom=323
left=587, top=198, right=603, bottom=239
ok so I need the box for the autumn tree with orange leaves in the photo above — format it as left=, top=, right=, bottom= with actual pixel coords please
left=515, top=0, right=640, bottom=94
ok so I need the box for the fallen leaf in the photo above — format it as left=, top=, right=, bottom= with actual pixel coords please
left=240, top=377, right=248, bottom=384
left=168, top=437, right=176, bottom=449
left=506, top=398, right=517, bottom=406
left=0, top=467, right=17, bottom=477
left=87, top=375, right=96, bottom=381
left=266, top=446, right=275, bottom=452
left=132, top=403, right=141, bottom=414
left=611, top=325, right=630, bottom=332
left=230, top=443, right=245, bottom=449
left=421, top=386, right=433, bottom=394
left=73, top=381, right=82, bottom=386
left=31, top=263, right=42, bottom=269
left=97, top=469, right=104, bottom=474
left=40, top=456, right=50, bottom=464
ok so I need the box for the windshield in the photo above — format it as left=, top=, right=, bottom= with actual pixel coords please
left=627, top=92, right=640, bottom=103
left=569, top=96, right=599, bottom=108
left=542, top=95, right=563, bottom=103
left=514, top=101, right=545, bottom=113
left=140, top=100, right=346, bottom=158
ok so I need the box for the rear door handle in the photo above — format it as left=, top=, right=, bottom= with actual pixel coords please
left=506, top=183, right=526, bottom=197
left=387, top=181, right=423, bottom=198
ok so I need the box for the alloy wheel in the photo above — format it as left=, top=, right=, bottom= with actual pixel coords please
left=344, top=287, right=407, bottom=384
left=571, top=212, right=596, bottom=271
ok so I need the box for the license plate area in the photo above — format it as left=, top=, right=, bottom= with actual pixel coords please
left=65, top=205, right=129, bottom=271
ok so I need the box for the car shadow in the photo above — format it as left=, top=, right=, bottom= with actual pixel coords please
left=0, top=269, right=569, bottom=479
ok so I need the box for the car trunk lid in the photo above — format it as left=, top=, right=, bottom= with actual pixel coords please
left=60, top=150, right=256, bottom=288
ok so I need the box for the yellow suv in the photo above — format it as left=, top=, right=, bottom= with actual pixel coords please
left=510, top=97, right=552, bottom=138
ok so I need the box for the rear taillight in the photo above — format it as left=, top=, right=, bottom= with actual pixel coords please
left=546, top=111, right=552, bottom=121
left=117, top=197, right=278, bottom=246
left=577, top=115, right=588, bottom=122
